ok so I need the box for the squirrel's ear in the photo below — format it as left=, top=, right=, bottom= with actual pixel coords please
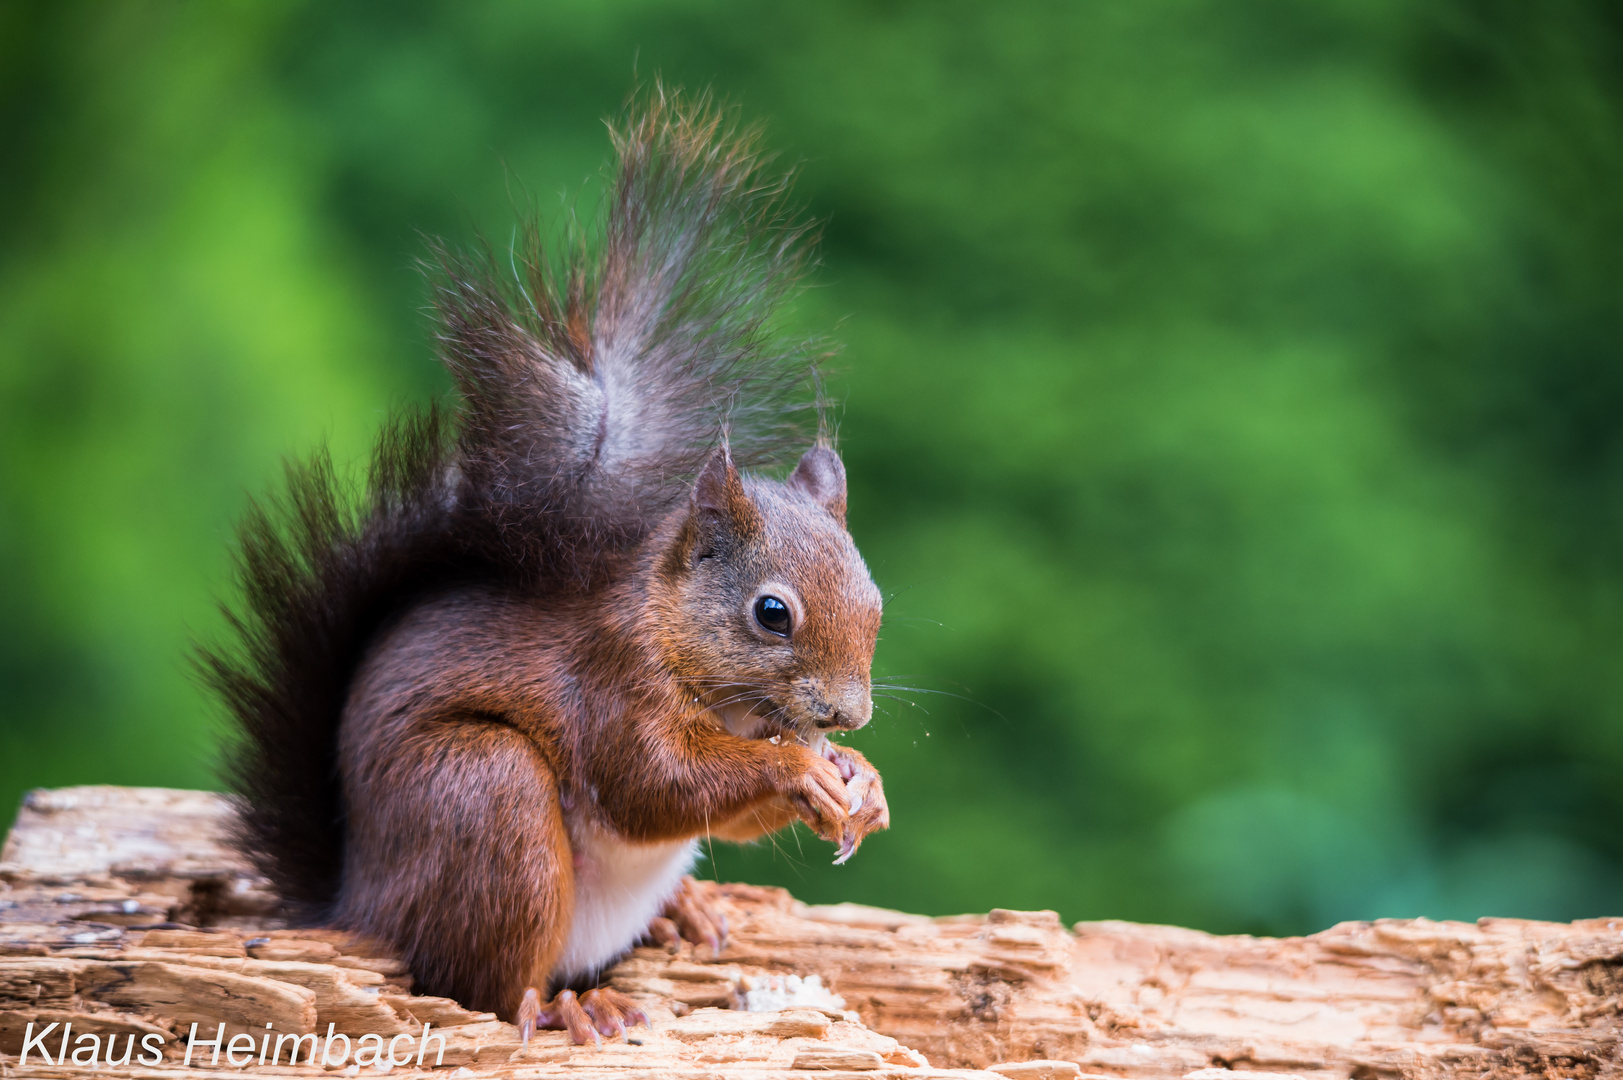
left=692, top=443, right=760, bottom=537
left=789, top=444, right=848, bottom=525
left=694, top=444, right=742, bottom=515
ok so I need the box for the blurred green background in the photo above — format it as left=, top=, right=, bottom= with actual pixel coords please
left=4, top=1, right=1622, bottom=936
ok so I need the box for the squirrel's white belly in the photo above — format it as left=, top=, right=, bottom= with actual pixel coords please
left=556, top=816, right=696, bottom=981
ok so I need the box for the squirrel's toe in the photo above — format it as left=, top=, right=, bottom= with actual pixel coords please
left=579, top=987, right=648, bottom=1038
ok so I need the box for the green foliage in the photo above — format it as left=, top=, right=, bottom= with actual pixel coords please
left=3, top=0, right=1621, bottom=934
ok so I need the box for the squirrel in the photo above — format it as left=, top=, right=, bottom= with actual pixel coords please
left=201, top=93, right=889, bottom=1045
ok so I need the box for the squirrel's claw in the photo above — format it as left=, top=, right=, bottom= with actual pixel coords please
left=518, top=987, right=541, bottom=1047
left=832, top=832, right=859, bottom=865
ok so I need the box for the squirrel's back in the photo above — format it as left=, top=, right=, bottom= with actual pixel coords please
left=202, top=91, right=826, bottom=919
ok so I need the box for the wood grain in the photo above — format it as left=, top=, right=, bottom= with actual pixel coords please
left=2, top=786, right=1618, bottom=1079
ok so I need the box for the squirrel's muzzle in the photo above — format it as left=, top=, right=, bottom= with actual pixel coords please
left=815, top=680, right=873, bottom=731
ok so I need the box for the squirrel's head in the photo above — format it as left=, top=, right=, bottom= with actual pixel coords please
left=651, top=443, right=883, bottom=741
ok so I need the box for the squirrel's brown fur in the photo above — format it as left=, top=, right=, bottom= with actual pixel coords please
left=200, top=90, right=888, bottom=1039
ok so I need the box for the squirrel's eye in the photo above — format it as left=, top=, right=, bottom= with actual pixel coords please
left=754, top=595, right=792, bottom=637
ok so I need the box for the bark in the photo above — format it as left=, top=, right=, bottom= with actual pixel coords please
left=0, top=786, right=1618, bottom=1080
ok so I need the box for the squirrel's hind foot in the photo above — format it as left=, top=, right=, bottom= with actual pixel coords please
left=519, top=986, right=650, bottom=1047
left=644, top=875, right=729, bottom=956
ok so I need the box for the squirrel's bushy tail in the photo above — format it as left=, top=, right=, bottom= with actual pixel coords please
left=201, top=407, right=468, bottom=916
left=439, top=87, right=823, bottom=585
left=203, top=89, right=822, bottom=917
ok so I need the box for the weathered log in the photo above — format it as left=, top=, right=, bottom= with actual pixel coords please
left=1, top=786, right=1618, bottom=1080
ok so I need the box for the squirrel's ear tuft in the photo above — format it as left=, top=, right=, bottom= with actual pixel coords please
left=789, top=444, right=848, bottom=525
left=694, top=444, right=742, bottom=514
left=692, top=443, right=760, bottom=537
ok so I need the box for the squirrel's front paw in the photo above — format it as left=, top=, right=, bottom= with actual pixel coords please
left=777, top=746, right=850, bottom=843
left=822, top=743, right=890, bottom=864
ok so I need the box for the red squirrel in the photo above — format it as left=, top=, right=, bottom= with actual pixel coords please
left=203, top=94, right=889, bottom=1044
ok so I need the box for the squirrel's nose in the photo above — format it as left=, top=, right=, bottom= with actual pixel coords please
left=818, top=680, right=872, bottom=731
